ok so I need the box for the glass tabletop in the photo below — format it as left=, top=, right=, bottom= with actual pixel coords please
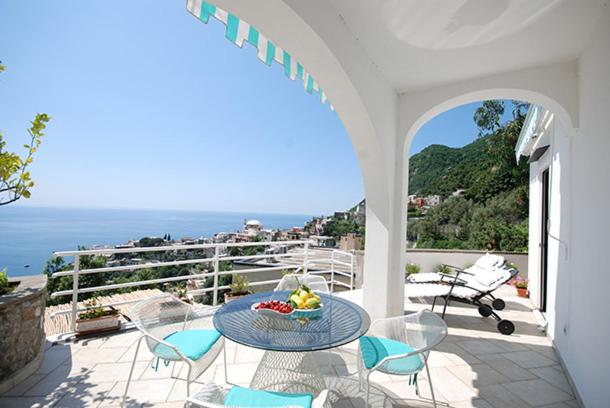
left=213, top=291, right=371, bottom=352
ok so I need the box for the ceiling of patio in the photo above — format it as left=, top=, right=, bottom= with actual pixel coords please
left=328, top=0, right=605, bottom=91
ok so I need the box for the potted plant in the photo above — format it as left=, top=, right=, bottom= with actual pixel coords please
left=510, top=276, right=529, bottom=298
left=405, top=263, right=421, bottom=277
left=172, top=282, right=192, bottom=304
left=75, top=296, right=120, bottom=336
left=224, top=273, right=252, bottom=303
left=0, top=268, right=17, bottom=296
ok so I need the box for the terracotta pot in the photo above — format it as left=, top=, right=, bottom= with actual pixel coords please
left=516, top=287, right=529, bottom=298
left=75, top=312, right=120, bottom=336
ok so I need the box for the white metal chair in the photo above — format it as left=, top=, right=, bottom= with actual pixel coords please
left=274, top=273, right=330, bottom=294
left=122, top=295, right=226, bottom=405
left=186, top=383, right=329, bottom=407
left=357, top=310, right=447, bottom=407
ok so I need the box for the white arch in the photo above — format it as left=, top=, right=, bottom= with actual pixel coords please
left=394, top=63, right=579, bottom=291
left=404, top=88, right=575, bottom=156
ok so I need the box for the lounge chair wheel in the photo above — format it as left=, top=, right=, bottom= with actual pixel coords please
left=492, top=298, right=506, bottom=311
left=498, top=319, right=515, bottom=335
left=478, top=304, right=493, bottom=317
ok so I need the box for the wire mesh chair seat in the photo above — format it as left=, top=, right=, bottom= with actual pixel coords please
left=186, top=383, right=329, bottom=408
left=274, top=273, right=330, bottom=293
left=357, top=310, right=447, bottom=407
left=122, top=294, right=226, bottom=405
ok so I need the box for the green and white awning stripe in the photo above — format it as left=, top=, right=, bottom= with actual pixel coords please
left=186, top=0, right=332, bottom=109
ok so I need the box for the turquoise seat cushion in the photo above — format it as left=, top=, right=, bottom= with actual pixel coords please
left=154, top=329, right=221, bottom=361
left=359, top=336, right=424, bottom=374
left=224, top=386, right=313, bottom=408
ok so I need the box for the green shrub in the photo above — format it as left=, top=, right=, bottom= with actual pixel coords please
left=405, top=263, right=421, bottom=276
left=0, top=268, right=9, bottom=295
left=436, top=264, right=451, bottom=274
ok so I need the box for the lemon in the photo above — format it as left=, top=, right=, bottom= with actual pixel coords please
left=290, top=294, right=302, bottom=305
left=305, top=298, right=320, bottom=309
left=299, top=290, right=310, bottom=301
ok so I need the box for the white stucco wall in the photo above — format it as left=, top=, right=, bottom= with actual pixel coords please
left=527, top=119, right=572, bottom=344
left=554, top=6, right=610, bottom=407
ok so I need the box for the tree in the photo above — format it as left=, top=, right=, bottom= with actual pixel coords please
left=473, top=100, right=504, bottom=136
left=0, top=63, right=51, bottom=206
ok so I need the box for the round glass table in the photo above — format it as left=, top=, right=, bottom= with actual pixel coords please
left=213, top=291, right=371, bottom=352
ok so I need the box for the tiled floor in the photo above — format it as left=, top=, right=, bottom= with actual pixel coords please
left=0, top=287, right=581, bottom=407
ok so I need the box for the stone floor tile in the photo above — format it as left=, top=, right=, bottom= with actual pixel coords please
left=450, top=399, right=495, bottom=408
left=86, top=361, right=149, bottom=383
left=98, top=330, right=140, bottom=349
left=101, top=378, right=176, bottom=407
left=502, top=350, right=556, bottom=369
left=457, top=340, right=506, bottom=356
left=503, top=378, right=573, bottom=406
left=529, top=366, right=573, bottom=395
left=477, top=384, right=533, bottom=408
left=54, top=380, right=116, bottom=407
left=427, top=350, right=455, bottom=368
left=425, top=367, right=477, bottom=402
left=23, top=363, right=92, bottom=398
left=448, top=363, right=511, bottom=388
left=1, top=373, right=46, bottom=397
left=476, top=354, right=538, bottom=381
left=0, top=396, right=59, bottom=408
left=36, top=344, right=73, bottom=374
left=437, top=342, right=481, bottom=365
left=72, top=347, right=125, bottom=365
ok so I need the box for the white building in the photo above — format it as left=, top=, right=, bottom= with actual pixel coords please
left=424, top=195, right=442, bottom=207
left=243, top=219, right=263, bottom=236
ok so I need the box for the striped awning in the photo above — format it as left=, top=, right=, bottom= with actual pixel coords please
left=186, top=0, right=333, bottom=110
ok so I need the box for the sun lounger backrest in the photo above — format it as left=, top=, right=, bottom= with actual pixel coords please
left=465, top=253, right=505, bottom=276
left=474, top=266, right=514, bottom=289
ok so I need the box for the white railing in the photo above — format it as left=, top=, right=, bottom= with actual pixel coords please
left=50, top=240, right=355, bottom=333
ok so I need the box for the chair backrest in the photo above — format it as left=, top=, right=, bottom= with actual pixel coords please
left=131, top=294, right=193, bottom=357
left=465, top=253, right=505, bottom=275
left=369, top=310, right=447, bottom=357
left=274, top=273, right=330, bottom=293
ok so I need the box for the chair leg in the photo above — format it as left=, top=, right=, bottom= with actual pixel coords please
left=441, top=296, right=451, bottom=319
left=431, top=296, right=437, bottom=311
left=122, top=336, right=144, bottom=407
left=223, top=344, right=228, bottom=384
left=186, top=364, right=193, bottom=397
left=365, top=371, right=372, bottom=407
left=424, top=360, right=437, bottom=408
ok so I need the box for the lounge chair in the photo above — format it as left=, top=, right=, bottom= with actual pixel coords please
left=123, top=295, right=226, bottom=405
left=408, top=253, right=505, bottom=284
left=357, top=310, right=447, bottom=408
left=186, top=383, right=329, bottom=407
left=405, top=264, right=519, bottom=335
left=275, top=273, right=330, bottom=293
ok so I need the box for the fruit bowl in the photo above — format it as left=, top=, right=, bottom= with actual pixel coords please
left=251, top=301, right=294, bottom=319
left=292, top=303, right=324, bottom=319
left=288, top=287, right=324, bottom=319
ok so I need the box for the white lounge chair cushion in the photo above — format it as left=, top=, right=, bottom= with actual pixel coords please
left=407, top=272, right=444, bottom=283
left=405, top=283, right=479, bottom=300
left=465, top=253, right=505, bottom=275
left=474, top=267, right=512, bottom=288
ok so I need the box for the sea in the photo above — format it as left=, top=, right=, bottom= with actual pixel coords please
left=0, top=206, right=312, bottom=277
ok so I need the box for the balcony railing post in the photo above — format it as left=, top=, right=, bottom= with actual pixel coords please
left=70, top=255, right=80, bottom=333
left=213, top=246, right=220, bottom=306
left=350, top=252, right=355, bottom=290
left=330, top=250, right=335, bottom=292
left=303, top=241, right=309, bottom=274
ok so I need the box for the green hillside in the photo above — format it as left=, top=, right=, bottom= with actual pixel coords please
left=407, top=108, right=530, bottom=252
left=409, top=118, right=528, bottom=204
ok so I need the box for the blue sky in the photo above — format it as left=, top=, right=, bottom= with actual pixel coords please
left=0, top=1, right=511, bottom=215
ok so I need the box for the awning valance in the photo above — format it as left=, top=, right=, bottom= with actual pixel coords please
left=186, top=0, right=333, bottom=110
